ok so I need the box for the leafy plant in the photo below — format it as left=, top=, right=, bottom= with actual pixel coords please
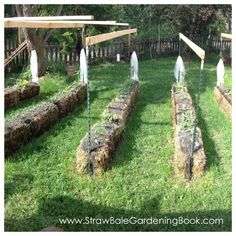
left=102, top=110, right=119, bottom=122
left=179, top=108, right=195, bottom=132
left=15, top=79, right=29, bottom=89
left=60, top=32, right=76, bottom=56
left=174, top=81, right=186, bottom=90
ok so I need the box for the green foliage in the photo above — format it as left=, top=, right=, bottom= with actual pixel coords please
left=46, top=61, right=67, bottom=75
left=14, top=79, right=30, bottom=89
left=210, top=9, right=229, bottom=36
left=224, top=64, right=232, bottom=90
left=179, top=108, right=195, bottom=132
left=119, top=79, right=133, bottom=94
left=4, top=4, right=232, bottom=44
left=60, top=32, right=76, bottom=55
left=174, top=81, right=186, bottom=90
left=5, top=65, right=31, bottom=88
left=102, top=110, right=119, bottom=122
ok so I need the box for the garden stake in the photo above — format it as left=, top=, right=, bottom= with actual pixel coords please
left=178, top=33, right=206, bottom=180
left=86, top=44, right=94, bottom=177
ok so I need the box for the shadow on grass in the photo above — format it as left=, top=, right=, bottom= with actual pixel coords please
left=4, top=195, right=231, bottom=231
left=4, top=174, right=34, bottom=200
left=197, top=108, right=220, bottom=170
left=185, top=56, right=225, bottom=171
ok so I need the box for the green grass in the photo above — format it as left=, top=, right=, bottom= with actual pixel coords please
left=5, top=56, right=231, bottom=231
left=224, top=64, right=232, bottom=90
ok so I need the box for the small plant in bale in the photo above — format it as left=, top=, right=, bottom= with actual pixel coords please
left=102, top=110, right=119, bottom=123
left=179, top=108, right=195, bottom=132
left=15, top=79, right=29, bottom=89
left=174, top=81, right=186, bottom=91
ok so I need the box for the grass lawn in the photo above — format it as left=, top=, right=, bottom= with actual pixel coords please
left=224, top=63, right=232, bottom=90
left=4, top=55, right=231, bottom=231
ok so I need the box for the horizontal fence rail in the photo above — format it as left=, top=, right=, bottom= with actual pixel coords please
left=5, top=37, right=231, bottom=72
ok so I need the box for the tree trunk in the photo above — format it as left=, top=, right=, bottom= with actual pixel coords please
left=24, top=28, right=46, bottom=77
left=15, top=4, right=63, bottom=77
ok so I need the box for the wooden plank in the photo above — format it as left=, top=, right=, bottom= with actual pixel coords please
left=7, top=15, right=94, bottom=21
left=86, top=28, right=137, bottom=46
left=5, top=20, right=84, bottom=28
left=114, top=23, right=129, bottom=26
left=221, top=33, right=232, bottom=40
left=179, top=33, right=205, bottom=60
left=4, top=40, right=27, bottom=66
left=4, top=19, right=129, bottom=28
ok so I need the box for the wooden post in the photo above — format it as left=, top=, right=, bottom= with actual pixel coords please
left=82, top=26, right=86, bottom=48
left=128, top=26, right=131, bottom=56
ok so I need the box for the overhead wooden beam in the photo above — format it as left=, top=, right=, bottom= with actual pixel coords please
left=4, top=19, right=129, bottom=28
left=221, top=33, right=232, bottom=40
left=4, top=20, right=85, bottom=28
left=113, top=23, right=129, bottom=26
left=7, top=16, right=129, bottom=26
left=179, top=33, right=205, bottom=60
left=86, top=28, right=137, bottom=46
left=6, top=15, right=94, bottom=21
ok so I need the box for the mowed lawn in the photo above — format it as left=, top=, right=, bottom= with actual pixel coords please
left=4, top=55, right=231, bottom=231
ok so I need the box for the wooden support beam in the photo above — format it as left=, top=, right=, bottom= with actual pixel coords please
left=4, top=19, right=129, bottom=29
left=179, top=33, right=205, bottom=60
left=4, top=40, right=27, bottom=66
left=114, top=23, right=129, bottom=26
left=4, top=20, right=84, bottom=28
left=86, top=28, right=137, bottom=46
left=7, top=15, right=94, bottom=21
left=221, top=33, right=232, bottom=40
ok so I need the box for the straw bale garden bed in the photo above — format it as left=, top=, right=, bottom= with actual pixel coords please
left=4, top=55, right=231, bottom=231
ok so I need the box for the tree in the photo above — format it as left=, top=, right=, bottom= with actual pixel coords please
left=15, top=5, right=63, bottom=77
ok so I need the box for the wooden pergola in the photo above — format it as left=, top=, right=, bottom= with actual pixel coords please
left=4, top=15, right=138, bottom=177
left=4, top=15, right=137, bottom=66
left=4, top=16, right=135, bottom=47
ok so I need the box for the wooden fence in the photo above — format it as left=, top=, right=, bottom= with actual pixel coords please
left=4, top=37, right=231, bottom=72
left=5, top=39, right=29, bottom=71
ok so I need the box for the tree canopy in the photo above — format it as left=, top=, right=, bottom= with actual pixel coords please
left=4, top=4, right=231, bottom=76
left=5, top=4, right=231, bottom=40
